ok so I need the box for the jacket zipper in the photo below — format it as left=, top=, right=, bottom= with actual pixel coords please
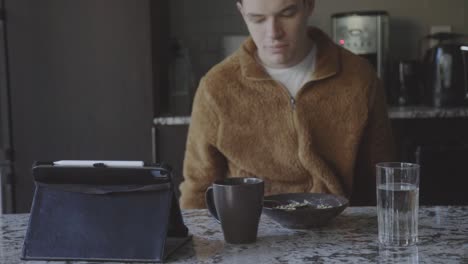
left=276, top=82, right=296, bottom=111
left=277, top=80, right=314, bottom=137
left=290, top=97, right=296, bottom=110
left=278, top=81, right=316, bottom=190
left=279, top=80, right=312, bottom=111
left=274, top=82, right=298, bottom=144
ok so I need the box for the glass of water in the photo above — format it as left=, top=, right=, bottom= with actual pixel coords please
left=376, top=162, right=420, bottom=246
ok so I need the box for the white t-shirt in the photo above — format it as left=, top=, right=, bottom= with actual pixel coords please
left=262, top=45, right=316, bottom=97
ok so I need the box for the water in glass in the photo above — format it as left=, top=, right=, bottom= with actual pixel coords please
left=377, top=182, right=419, bottom=246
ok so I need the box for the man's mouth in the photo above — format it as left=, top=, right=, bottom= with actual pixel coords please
left=267, top=43, right=288, bottom=53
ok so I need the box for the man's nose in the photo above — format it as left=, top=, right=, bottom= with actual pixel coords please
left=266, top=18, right=283, bottom=39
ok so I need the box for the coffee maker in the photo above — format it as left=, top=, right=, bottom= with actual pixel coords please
left=423, top=33, right=468, bottom=107
left=332, top=11, right=389, bottom=81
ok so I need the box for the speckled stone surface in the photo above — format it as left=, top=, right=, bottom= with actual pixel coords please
left=1, top=207, right=467, bottom=263
left=153, top=116, right=191, bottom=125
left=388, top=106, right=468, bottom=119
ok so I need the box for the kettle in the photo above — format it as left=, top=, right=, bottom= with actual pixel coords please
left=423, top=32, right=468, bottom=107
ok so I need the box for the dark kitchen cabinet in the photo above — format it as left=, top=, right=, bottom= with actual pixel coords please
left=3, top=0, right=169, bottom=212
left=391, top=117, right=468, bottom=205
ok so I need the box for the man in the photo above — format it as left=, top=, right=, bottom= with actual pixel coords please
left=179, top=0, right=395, bottom=208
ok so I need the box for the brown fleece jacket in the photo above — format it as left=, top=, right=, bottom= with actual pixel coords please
left=179, top=27, right=395, bottom=209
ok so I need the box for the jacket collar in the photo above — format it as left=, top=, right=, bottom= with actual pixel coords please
left=239, top=27, right=341, bottom=81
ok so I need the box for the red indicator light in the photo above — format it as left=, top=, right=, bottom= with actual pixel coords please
left=339, top=39, right=345, bottom=45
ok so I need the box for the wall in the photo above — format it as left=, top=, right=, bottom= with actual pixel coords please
left=6, top=0, right=154, bottom=212
left=171, top=0, right=468, bottom=83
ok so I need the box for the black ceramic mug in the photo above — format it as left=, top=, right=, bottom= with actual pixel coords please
left=205, top=177, right=264, bottom=244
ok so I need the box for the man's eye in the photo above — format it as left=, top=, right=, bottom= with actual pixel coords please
left=281, top=9, right=297, bottom=17
left=250, top=17, right=265, bottom=24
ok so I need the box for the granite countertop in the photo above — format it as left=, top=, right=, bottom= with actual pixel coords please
left=1, top=207, right=467, bottom=263
left=153, top=116, right=191, bottom=125
left=388, top=106, right=468, bottom=119
left=153, top=107, right=468, bottom=125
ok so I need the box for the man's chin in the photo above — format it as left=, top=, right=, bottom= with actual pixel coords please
left=269, top=58, right=291, bottom=68
left=261, top=53, right=285, bottom=65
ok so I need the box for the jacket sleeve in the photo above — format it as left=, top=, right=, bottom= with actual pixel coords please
left=179, top=78, right=227, bottom=209
left=351, top=77, right=396, bottom=205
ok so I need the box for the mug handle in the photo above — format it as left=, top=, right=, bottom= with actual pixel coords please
left=205, top=186, right=220, bottom=223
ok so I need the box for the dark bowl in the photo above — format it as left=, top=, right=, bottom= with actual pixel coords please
left=262, top=193, right=349, bottom=229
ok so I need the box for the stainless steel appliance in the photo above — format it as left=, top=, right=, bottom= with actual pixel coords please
left=423, top=32, right=468, bottom=107
left=394, top=60, right=422, bottom=106
left=331, top=11, right=389, bottom=80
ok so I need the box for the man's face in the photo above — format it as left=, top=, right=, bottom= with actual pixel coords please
left=237, top=0, right=314, bottom=69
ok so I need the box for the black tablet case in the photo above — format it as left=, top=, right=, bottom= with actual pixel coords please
left=21, top=162, right=191, bottom=262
